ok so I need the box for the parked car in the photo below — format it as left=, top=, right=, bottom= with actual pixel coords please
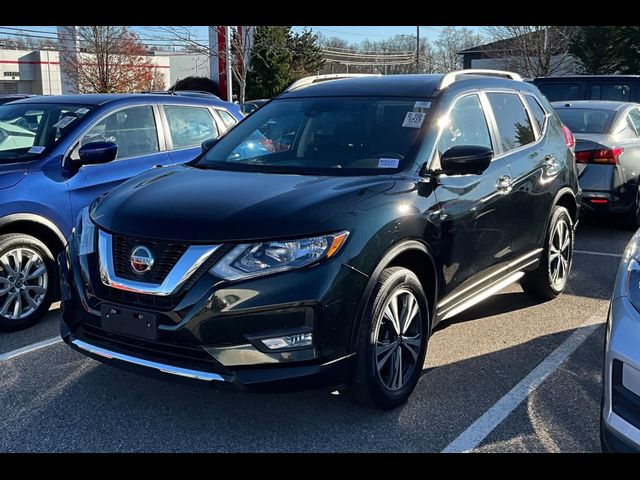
left=0, top=93, right=242, bottom=329
left=533, top=75, right=640, bottom=103
left=552, top=100, right=640, bottom=228
left=240, top=99, right=268, bottom=115
left=601, top=229, right=640, bottom=452
left=60, top=70, right=580, bottom=409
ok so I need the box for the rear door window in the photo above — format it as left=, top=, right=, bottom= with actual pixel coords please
left=486, top=93, right=536, bottom=152
left=590, top=84, right=631, bottom=101
left=537, top=83, right=581, bottom=102
left=164, top=105, right=218, bottom=149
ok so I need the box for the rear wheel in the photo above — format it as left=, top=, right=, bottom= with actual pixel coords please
left=521, top=206, right=573, bottom=301
left=350, top=267, right=430, bottom=409
left=0, top=234, right=56, bottom=330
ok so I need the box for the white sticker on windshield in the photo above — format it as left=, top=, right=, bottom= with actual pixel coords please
left=378, top=157, right=399, bottom=168
left=53, top=116, right=76, bottom=129
left=75, top=107, right=90, bottom=115
left=28, top=146, right=46, bottom=154
left=413, top=101, right=431, bottom=112
left=402, top=111, right=426, bottom=128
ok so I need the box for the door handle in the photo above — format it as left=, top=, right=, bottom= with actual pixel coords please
left=496, top=175, right=513, bottom=194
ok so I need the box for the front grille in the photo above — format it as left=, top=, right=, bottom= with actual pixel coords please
left=112, top=234, right=188, bottom=284
left=79, top=324, right=229, bottom=373
left=100, top=285, right=182, bottom=310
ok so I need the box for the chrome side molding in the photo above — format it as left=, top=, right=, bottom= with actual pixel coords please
left=72, top=339, right=225, bottom=382
left=98, top=230, right=220, bottom=296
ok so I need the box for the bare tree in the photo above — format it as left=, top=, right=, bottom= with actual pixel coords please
left=483, top=26, right=576, bottom=77
left=61, top=26, right=164, bottom=93
left=149, top=26, right=255, bottom=102
left=433, top=27, right=484, bottom=72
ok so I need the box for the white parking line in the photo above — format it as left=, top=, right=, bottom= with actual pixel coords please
left=441, top=307, right=606, bottom=453
left=0, top=336, right=62, bottom=361
left=574, top=249, right=622, bottom=258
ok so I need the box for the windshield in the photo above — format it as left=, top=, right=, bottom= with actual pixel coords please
left=0, top=103, right=96, bottom=161
left=197, top=96, right=432, bottom=175
left=555, top=108, right=615, bottom=134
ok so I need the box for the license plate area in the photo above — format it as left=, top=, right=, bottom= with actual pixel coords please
left=101, top=304, right=157, bottom=341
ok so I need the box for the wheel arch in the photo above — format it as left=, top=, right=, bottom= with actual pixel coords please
left=348, top=239, right=439, bottom=353
left=553, top=187, right=579, bottom=225
left=0, top=214, right=67, bottom=258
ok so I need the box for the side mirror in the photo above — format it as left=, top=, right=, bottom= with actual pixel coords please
left=440, top=145, right=493, bottom=176
left=78, top=141, right=118, bottom=165
left=201, top=137, right=218, bottom=152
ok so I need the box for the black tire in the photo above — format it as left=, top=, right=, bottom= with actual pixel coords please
left=350, top=267, right=430, bottom=410
left=0, top=233, right=56, bottom=330
left=521, top=206, right=573, bottom=301
left=623, top=187, right=640, bottom=231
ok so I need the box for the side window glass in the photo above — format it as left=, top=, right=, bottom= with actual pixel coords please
left=524, top=95, right=547, bottom=133
left=81, top=106, right=159, bottom=159
left=486, top=93, right=536, bottom=152
left=627, top=109, right=640, bottom=136
left=436, top=94, right=492, bottom=157
left=217, top=110, right=237, bottom=128
left=591, top=84, right=631, bottom=101
left=165, top=106, right=219, bottom=149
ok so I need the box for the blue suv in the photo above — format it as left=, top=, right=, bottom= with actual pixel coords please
left=0, top=92, right=242, bottom=329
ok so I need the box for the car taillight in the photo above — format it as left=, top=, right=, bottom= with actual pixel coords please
left=575, top=147, right=623, bottom=165
left=561, top=125, right=575, bottom=149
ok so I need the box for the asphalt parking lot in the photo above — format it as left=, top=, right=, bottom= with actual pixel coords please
left=0, top=217, right=631, bottom=452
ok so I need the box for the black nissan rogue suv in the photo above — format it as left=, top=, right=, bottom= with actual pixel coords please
left=60, top=70, right=580, bottom=409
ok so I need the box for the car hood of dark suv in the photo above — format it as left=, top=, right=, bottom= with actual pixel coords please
left=91, top=165, right=395, bottom=243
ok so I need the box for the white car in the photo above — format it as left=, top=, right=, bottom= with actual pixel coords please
left=0, top=121, right=35, bottom=151
left=602, top=228, right=640, bottom=452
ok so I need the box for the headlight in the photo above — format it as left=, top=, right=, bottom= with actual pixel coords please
left=76, top=207, right=97, bottom=256
left=210, top=231, right=349, bottom=281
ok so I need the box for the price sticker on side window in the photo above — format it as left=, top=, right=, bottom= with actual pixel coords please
left=402, top=111, right=426, bottom=128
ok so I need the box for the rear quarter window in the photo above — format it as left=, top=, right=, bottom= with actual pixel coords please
left=524, top=95, right=547, bottom=133
left=486, top=92, right=536, bottom=152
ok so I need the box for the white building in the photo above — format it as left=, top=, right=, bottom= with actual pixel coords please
left=0, top=49, right=62, bottom=95
left=0, top=47, right=196, bottom=95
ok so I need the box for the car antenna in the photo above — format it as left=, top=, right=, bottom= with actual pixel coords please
left=169, top=77, right=180, bottom=95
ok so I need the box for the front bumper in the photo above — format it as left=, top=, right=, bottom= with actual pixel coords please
left=602, top=296, right=640, bottom=452
left=59, top=236, right=366, bottom=392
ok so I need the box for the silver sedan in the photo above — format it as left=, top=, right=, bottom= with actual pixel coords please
left=602, top=228, right=640, bottom=452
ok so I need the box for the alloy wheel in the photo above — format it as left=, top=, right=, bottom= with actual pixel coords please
left=0, top=247, right=48, bottom=320
left=374, top=288, right=422, bottom=391
left=549, top=218, right=571, bottom=290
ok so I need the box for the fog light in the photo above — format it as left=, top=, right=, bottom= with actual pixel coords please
left=261, top=333, right=313, bottom=350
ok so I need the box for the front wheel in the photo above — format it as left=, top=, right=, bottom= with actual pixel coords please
left=521, top=206, right=573, bottom=301
left=0, top=234, right=56, bottom=330
left=350, top=267, right=430, bottom=410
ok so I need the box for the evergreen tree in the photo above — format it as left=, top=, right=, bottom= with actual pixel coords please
left=569, top=26, right=622, bottom=74
left=246, top=26, right=293, bottom=99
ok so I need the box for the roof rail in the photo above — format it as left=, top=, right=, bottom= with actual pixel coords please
left=438, top=69, right=523, bottom=90
left=284, top=73, right=381, bottom=92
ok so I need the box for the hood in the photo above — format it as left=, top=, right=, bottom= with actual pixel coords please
left=0, top=160, right=28, bottom=191
left=91, top=165, right=394, bottom=243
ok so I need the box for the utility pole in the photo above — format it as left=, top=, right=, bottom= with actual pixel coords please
left=225, top=25, right=232, bottom=102
left=416, top=26, right=420, bottom=73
